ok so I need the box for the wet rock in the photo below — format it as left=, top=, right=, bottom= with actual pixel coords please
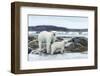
left=69, top=37, right=88, bottom=46
left=28, top=39, right=38, bottom=50
left=65, top=37, right=88, bottom=52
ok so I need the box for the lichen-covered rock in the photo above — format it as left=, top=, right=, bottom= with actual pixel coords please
left=70, top=37, right=88, bottom=46
left=28, top=36, right=37, bottom=42
left=65, top=37, right=88, bottom=52
left=28, top=39, right=38, bottom=50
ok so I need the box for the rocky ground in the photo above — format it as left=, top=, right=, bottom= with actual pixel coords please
left=28, top=36, right=88, bottom=61
left=28, top=36, right=88, bottom=54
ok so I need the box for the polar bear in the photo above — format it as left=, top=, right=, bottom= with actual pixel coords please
left=38, top=31, right=56, bottom=54
left=51, top=40, right=65, bottom=55
left=51, top=39, right=72, bottom=55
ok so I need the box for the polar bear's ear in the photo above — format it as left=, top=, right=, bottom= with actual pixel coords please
left=51, top=31, right=56, bottom=36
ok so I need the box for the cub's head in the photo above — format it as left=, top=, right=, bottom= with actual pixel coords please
left=51, top=31, right=56, bottom=36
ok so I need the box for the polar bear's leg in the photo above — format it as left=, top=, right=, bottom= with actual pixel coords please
left=51, top=51, right=54, bottom=55
left=39, top=41, right=42, bottom=52
left=51, top=46, right=54, bottom=55
left=46, top=42, right=50, bottom=54
left=61, top=47, right=64, bottom=54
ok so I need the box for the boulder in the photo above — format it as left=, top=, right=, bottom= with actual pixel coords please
left=65, top=37, right=88, bottom=52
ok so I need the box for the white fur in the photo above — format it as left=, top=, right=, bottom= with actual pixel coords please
left=51, top=40, right=65, bottom=55
left=51, top=39, right=72, bottom=55
left=38, top=31, right=56, bottom=54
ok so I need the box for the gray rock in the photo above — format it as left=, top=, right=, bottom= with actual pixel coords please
left=65, top=37, right=88, bottom=52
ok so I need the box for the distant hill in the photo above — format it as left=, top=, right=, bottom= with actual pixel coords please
left=28, top=25, right=88, bottom=32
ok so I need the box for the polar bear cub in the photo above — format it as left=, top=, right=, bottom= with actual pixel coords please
left=51, top=39, right=72, bottom=55
left=51, top=40, right=65, bottom=55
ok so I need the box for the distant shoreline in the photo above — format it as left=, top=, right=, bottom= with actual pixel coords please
left=28, top=25, right=88, bottom=32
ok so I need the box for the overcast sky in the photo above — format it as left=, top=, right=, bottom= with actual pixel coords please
left=28, top=15, right=88, bottom=29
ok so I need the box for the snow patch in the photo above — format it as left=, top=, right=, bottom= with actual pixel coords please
left=28, top=52, right=88, bottom=61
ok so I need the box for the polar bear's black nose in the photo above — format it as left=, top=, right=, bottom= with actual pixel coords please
left=53, top=33, right=55, bottom=36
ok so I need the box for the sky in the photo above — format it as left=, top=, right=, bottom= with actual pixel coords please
left=28, top=15, right=88, bottom=29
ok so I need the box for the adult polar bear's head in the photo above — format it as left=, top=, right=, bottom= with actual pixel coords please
left=38, top=31, right=56, bottom=54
